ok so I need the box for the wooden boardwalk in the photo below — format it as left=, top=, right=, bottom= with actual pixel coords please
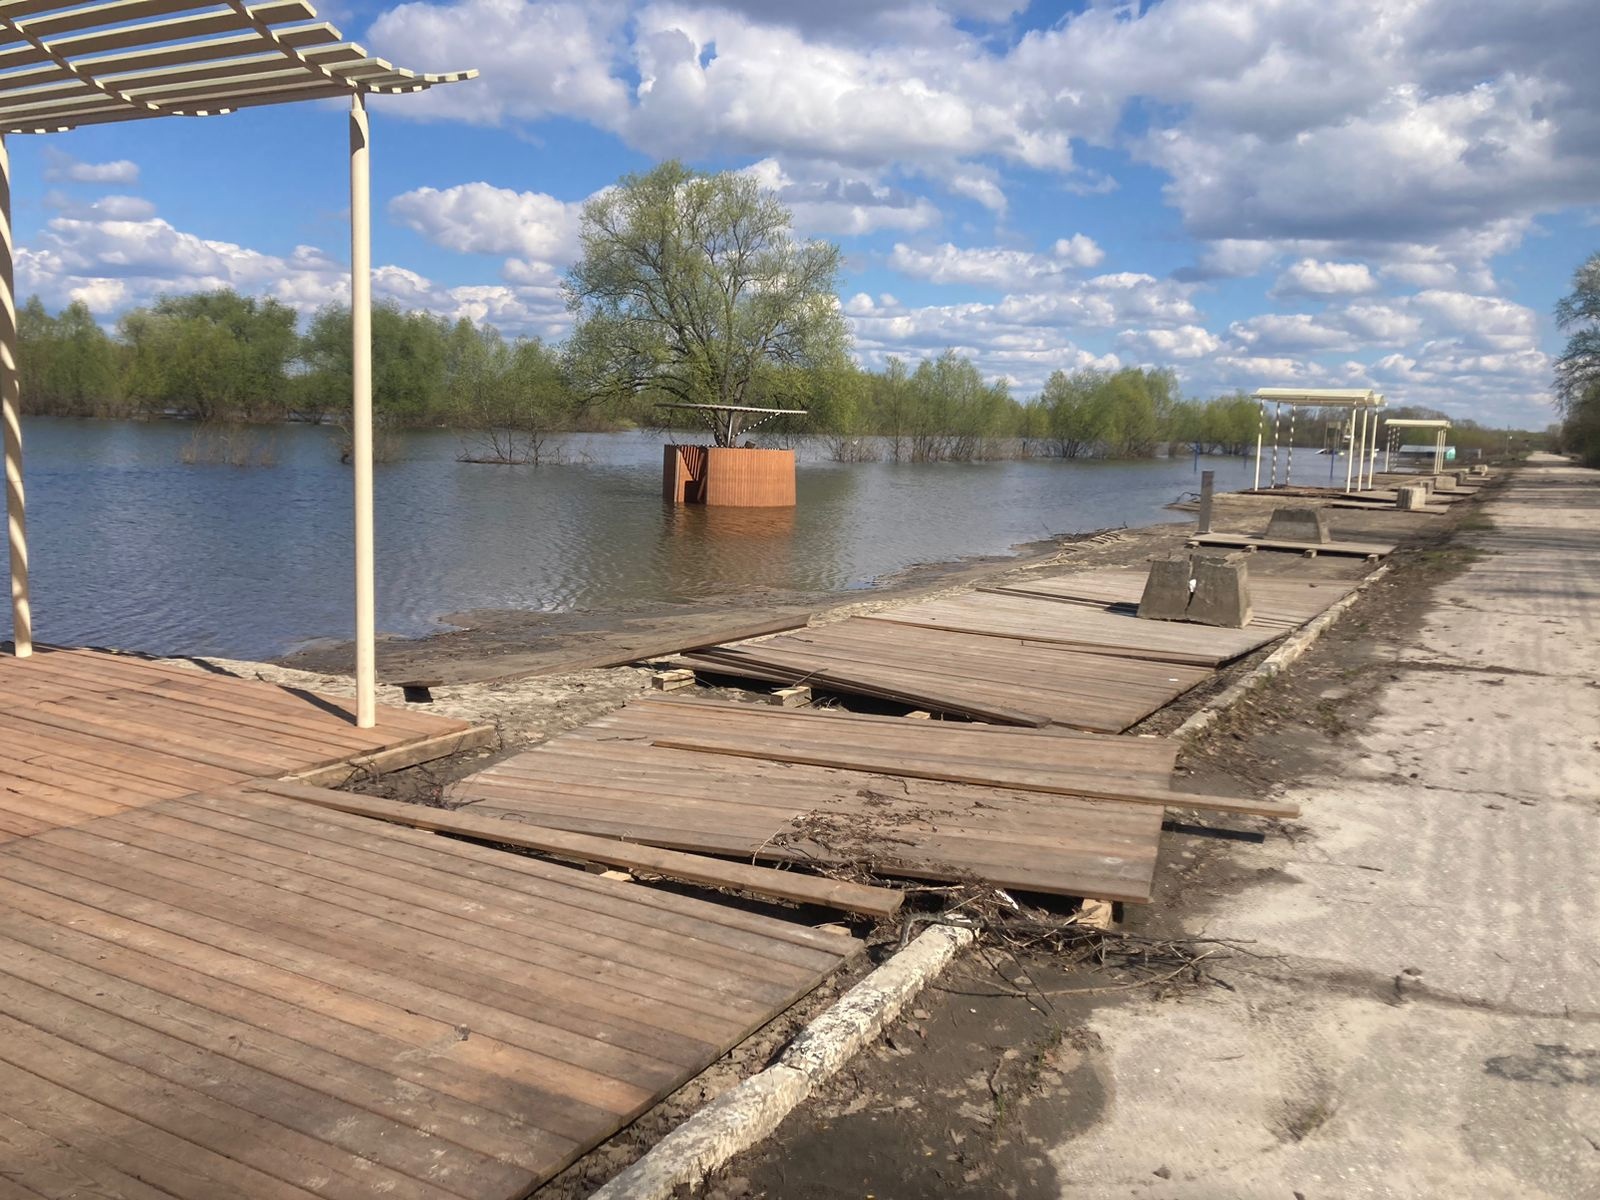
left=0, top=649, right=860, bottom=1198
left=0, top=647, right=490, bottom=841
left=451, top=698, right=1190, bottom=902
left=0, top=788, right=857, bottom=1199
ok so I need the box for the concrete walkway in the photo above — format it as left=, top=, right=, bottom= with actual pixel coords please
left=1052, top=456, right=1600, bottom=1199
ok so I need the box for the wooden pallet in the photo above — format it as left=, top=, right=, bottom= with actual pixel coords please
left=1188, top=533, right=1395, bottom=558
left=684, top=616, right=1214, bottom=732
left=860, top=591, right=1284, bottom=667
left=0, top=646, right=493, bottom=842
left=0, top=786, right=857, bottom=1199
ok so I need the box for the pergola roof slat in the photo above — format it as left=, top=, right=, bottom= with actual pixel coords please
left=0, top=22, right=340, bottom=90
left=0, top=1, right=315, bottom=70
left=0, top=0, right=475, bottom=132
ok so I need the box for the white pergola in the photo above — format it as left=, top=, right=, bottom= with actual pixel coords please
left=1381, top=417, right=1451, bottom=474
left=0, top=0, right=474, bottom=727
left=1251, top=387, right=1386, bottom=494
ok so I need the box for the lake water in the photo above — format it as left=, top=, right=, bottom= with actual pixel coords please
left=1, top=419, right=1337, bottom=660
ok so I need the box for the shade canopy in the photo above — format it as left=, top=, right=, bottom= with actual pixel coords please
left=1383, top=418, right=1451, bottom=428
left=1252, top=387, right=1384, bottom=408
left=0, top=0, right=474, bottom=134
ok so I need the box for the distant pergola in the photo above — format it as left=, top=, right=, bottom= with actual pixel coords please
left=1381, top=417, right=1451, bottom=474
left=0, top=0, right=475, bottom=727
left=1251, top=387, right=1386, bottom=494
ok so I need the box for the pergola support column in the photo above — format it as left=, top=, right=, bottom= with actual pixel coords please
left=1252, top=401, right=1264, bottom=491
left=350, top=95, right=376, bottom=728
left=0, top=134, right=30, bottom=658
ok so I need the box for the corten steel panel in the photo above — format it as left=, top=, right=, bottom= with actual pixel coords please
left=702, top=448, right=797, bottom=507
left=662, top=444, right=708, bottom=503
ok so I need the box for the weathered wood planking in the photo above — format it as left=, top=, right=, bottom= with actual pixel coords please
left=684, top=617, right=1214, bottom=732
left=988, top=569, right=1362, bottom=632
left=0, top=787, right=858, bottom=1199
left=448, top=697, right=1178, bottom=901
left=0, top=646, right=492, bottom=841
left=860, top=592, right=1284, bottom=666
left=254, top=779, right=903, bottom=918
left=1189, top=533, right=1396, bottom=558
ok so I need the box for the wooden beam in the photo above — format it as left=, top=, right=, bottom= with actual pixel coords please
left=650, top=736, right=1299, bottom=819
left=250, top=779, right=905, bottom=919
left=281, top=724, right=498, bottom=787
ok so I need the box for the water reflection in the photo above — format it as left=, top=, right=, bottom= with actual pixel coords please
left=4, top=418, right=1291, bottom=660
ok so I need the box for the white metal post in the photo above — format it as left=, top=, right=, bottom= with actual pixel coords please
left=1358, top=408, right=1372, bottom=490
left=1252, top=401, right=1263, bottom=491
left=1344, top=415, right=1356, bottom=491
left=0, top=134, right=30, bottom=658
left=350, top=96, right=376, bottom=727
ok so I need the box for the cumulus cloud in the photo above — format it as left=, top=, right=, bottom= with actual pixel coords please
left=42, top=148, right=139, bottom=186
left=1273, top=258, right=1379, bottom=298
left=389, top=182, right=584, bottom=262
left=741, top=159, right=940, bottom=235
left=888, top=235, right=1107, bottom=290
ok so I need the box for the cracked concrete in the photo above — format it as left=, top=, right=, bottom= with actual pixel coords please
left=1052, top=457, right=1600, bottom=1198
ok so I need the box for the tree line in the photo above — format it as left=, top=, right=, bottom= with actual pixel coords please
left=1554, top=250, right=1600, bottom=466
left=13, top=159, right=1554, bottom=465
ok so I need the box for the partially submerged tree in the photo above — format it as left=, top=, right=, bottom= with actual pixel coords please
left=564, top=160, right=850, bottom=446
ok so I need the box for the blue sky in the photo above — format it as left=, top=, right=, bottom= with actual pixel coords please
left=14, top=0, right=1600, bottom=427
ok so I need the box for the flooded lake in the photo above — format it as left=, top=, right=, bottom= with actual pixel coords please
left=2, top=419, right=1334, bottom=660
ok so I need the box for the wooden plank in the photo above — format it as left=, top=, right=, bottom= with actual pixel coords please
left=386, top=612, right=817, bottom=688
left=859, top=592, right=1278, bottom=666
left=1190, top=533, right=1396, bottom=557
left=250, top=780, right=905, bottom=919
left=649, top=735, right=1297, bottom=819
left=284, top=725, right=499, bottom=786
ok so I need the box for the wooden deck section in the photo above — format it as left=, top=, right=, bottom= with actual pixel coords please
left=0, top=786, right=858, bottom=1199
left=990, top=568, right=1363, bottom=632
left=684, top=616, right=1214, bottom=732
left=860, top=591, right=1284, bottom=667
left=0, top=646, right=493, bottom=842
left=1189, top=532, right=1396, bottom=558
left=451, top=698, right=1192, bottom=902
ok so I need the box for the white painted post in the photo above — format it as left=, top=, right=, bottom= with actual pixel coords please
left=1270, top=402, right=1281, bottom=487
left=1344, top=415, right=1356, bottom=492
left=0, top=135, right=30, bottom=658
left=1384, top=426, right=1392, bottom=473
left=350, top=96, right=376, bottom=728
left=1252, top=401, right=1263, bottom=491
left=1286, top=405, right=1295, bottom=487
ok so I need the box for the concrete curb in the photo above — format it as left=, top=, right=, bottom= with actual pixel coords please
left=1174, top=563, right=1392, bottom=742
left=588, top=923, right=977, bottom=1200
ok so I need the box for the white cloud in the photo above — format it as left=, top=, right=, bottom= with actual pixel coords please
left=388, top=182, right=584, bottom=263
left=1118, top=324, right=1221, bottom=360
left=889, top=235, right=1108, bottom=290
left=1273, top=258, right=1379, bottom=297
left=741, top=159, right=941, bottom=235
left=42, top=148, right=139, bottom=186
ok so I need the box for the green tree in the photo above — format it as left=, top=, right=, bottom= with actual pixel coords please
left=1555, top=250, right=1600, bottom=466
left=564, top=160, right=850, bottom=445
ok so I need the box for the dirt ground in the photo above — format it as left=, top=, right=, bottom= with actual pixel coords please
left=151, top=475, right=1499, bottom=1198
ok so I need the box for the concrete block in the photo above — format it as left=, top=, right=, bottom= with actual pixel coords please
left=1265, top=506, right=1331, bottom=544
left=1433, top=474, right=1456, bottom=492
left=1188, top=554, right=1253, bottom=628
left=1470, top=464, right=1488, bottom=476
left=1139, top=554, right=1252, bottom=628
left=1137, top=555, right=1195, bottom=622
left=1396, top=484, right=1430, bottom=511
left=1454, top=471, right=1472, bottom=487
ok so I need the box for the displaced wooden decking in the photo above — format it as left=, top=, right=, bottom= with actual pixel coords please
left=0, top=648, right=861, bottom=1198
left=0, top=646, right=494, bottom=841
